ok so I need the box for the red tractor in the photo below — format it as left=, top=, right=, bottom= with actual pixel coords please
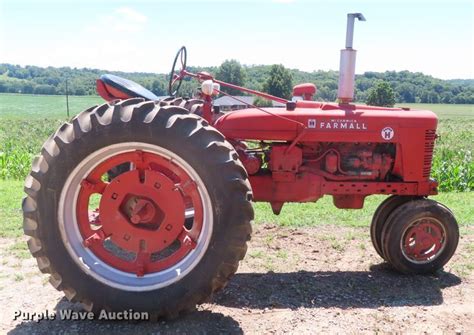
left=23, top=14, right=458, bottom=317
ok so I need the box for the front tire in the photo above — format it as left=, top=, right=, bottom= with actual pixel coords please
left=380, top=198, right=459, bottom=274
left=370, top=195, right=419, bottom=260
left=23, top=98, right=253, bottom=317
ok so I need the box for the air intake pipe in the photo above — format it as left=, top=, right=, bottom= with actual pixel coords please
left=338, top=13, right=366, bottom=104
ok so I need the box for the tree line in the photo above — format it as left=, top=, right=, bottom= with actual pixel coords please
left=0, top=62, right=473, bottom=104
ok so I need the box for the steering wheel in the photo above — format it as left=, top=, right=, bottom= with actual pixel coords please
left=168, top=46, right=187, bottom=96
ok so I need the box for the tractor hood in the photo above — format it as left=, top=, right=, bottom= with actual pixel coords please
left=213, top=102, right=438, bottom=143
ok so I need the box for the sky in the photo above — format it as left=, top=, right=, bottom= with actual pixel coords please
left=0, top=0, right=473, bottom=79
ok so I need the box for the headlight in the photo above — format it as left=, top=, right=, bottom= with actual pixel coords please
left=201, top=80, right=220, bottom=96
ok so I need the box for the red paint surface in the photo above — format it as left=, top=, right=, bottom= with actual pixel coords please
left=214, top=103, right=438, bottom=209
left=293, top=83, right=317, bottom=100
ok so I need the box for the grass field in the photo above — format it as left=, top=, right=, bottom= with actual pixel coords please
left=0, top=94, right=102, bottom=119
left=395, top=103, right=474, bottom=118
left=0, top=93, right=473, bottom=191
left=0, top=94, right=102, bottom=179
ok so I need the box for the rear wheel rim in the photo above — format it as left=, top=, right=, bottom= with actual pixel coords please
left=59, top=143, right=213, bottom=291
left=400, top=218, right=446, bottom=264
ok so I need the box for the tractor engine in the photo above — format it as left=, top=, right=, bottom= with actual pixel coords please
left=239, top=142, right=395, bottom=182
left=302, top=143, right=395, bottom=181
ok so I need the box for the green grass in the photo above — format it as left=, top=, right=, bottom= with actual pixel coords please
left=14, top=273, right=24, bottom=282
left=0, top=94, right=473, bottom=191
left=395, top=103, right=473, bottom=118
left=0, top=94, right=102, bottom=179
left=0, top=180, right=24, bottom=237
left=1, top=180, right=472, bottom=238
left=254, top=193, right=474, bottom=228
left=0, top=93, right=102, bottom=119
left=7, top=240, right=30, bottom=259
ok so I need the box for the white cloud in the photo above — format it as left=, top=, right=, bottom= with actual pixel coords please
left=115, top=7, right=148, bottom=24
left=84, top=7, right=148, bottom=34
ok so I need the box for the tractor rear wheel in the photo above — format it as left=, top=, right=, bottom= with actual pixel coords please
left=380, top=198, right=458, bottom=274
left=23, top=98, right=253, bottom=317
left=370, top=195, right=419, bottom=260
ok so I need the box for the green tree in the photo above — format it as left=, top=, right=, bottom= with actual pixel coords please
left=216, top=60, right=246, bottom=95
left=253, top=96, right=272, bottom=107
left=397, top=83, right=416, bottom=103
left=366, top=81, right=396, bottom=107
left=34, top=84, right=56, bottom=95
left=151, top=80, right=166, bottom=96
left=22, top=83, right=34, bottom=94
left=74, top=87, right=86, bottom=95
left=441, top=92, right=453, bottom=103
left=0, top=62, right=472, bottom=103
left=263, top=64, right=293, bottom=99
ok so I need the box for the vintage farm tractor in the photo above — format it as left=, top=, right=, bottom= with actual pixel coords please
left=23, top=14, right=458, bottom=316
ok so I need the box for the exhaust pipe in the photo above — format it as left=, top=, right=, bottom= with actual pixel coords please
left=337, top=13, right=366, bottom=104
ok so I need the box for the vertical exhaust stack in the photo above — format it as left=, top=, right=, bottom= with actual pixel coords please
left=338, top=13, right=366, bottom=104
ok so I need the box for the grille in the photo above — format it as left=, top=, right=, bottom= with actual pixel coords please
left=423, top=129, right=436, bottom=178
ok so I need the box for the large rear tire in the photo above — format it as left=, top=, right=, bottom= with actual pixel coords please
left=23, top=98, right=253, bottom=317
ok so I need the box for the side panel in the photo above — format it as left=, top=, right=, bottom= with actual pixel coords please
left=214, top=105, right=438, bottom=182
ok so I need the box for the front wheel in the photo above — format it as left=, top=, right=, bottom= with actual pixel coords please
left=23, top=98, right=253, bottom=317
left=370, top=195, right=419, bottom=260
left=380, top=198, right=459, bottom=274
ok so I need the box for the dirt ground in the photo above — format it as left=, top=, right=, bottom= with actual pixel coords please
left=1, top=224, right=473, bottom=334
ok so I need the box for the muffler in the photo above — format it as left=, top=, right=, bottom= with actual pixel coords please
left=337, top=13, right=366, bottom=104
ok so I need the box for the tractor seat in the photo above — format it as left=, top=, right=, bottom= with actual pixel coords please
left=97, top=74, right=162, bottom=101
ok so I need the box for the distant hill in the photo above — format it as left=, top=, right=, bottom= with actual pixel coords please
left=446, top=79, right=474, bottom=87
left=0, top=63, right=473, bottom=104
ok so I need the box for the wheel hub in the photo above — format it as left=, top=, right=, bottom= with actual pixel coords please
left=99, top=169, right=185, bottom=253
left=403, top=219, right=445, bottom=262
left=129, top=198, right=158, bottom=225
left=74, top=149, right=206, bottom=278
